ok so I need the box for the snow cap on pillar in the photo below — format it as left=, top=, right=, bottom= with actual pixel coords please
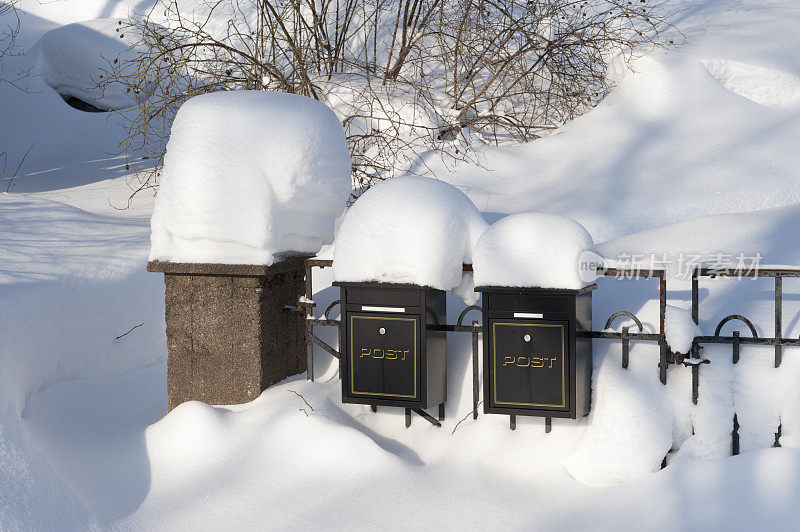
left=149, top=90, right=352, bottom=265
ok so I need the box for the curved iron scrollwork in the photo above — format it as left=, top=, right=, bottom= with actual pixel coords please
left=604, top=311, right=644, bottom=333
left=713, top=314, right=758, bottom=338
left=322, top=300, right=341, bottom=321
left=456, top=305, right=484, bottom=327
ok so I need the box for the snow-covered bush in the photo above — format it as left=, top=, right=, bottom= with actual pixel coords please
left=333, top=176, right=487, bottom=289
left=472, top=213, right=595, bottom=289
left=0, top=0, right=23, bottom=87
left=36, top=19, right=140, bottom=111
left=149, top=91, right=351, bottom=265
left=104, top=0, right=672, bottom=197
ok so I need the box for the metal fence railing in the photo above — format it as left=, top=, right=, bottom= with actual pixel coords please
left=298, top=259, right=800, bottom=452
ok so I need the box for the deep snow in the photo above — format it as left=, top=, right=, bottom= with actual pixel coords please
left=36, top=18, right=140, bottom=110
left=472, top=213, right=595, bottom=289
left=149, top=91, right=351, bottom=265
left=333, top=176, right=487, bottom=290
left=4, top=0, right=800, bottom=529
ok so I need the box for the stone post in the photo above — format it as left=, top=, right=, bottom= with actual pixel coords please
left=148, top=258, right=307, bottom=411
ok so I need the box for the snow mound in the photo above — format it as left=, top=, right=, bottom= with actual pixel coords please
left=333, top=177, right=487, bottom=290
left=149, top=91, right=352, bottom=265
left=36, top=18, right=138, bottom=111
left=701, top=59, right=800, bottom=107
left=563, top=343, right=672, bottom=486
left=472, top=213, right=594, bottom=289
left=665, top=305, right=701, bottom=354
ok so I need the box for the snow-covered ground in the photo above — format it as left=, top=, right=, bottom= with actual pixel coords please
left=4, top=0, right=800, bottom=528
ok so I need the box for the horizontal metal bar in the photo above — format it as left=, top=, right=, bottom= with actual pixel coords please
left=696, top=268, right=800, bottom=278
left=308, top=318, right=340, bottom=327
left=306, top=258, right=476, bottom=272
left=696, top=336, right=800, bottom=346
left=597, top=267, right=665, bottom=279
left=583, top=331, right=664, bottom=341
left=306, top=261, right=800, bottom=279
left=429, top=324, right=483, bottom=333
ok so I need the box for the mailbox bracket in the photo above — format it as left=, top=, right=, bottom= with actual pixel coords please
left=407, top=407, right=443, bottom=428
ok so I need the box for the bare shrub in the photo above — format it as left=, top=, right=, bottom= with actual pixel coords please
left=103, top=0, right=674, bottom=203
left=0, top=0, right=26, bottom=88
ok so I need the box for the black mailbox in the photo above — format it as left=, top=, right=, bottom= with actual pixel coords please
left=335, top=283, right=447, bottom=411
left=477, top=285, right=594, bottom=419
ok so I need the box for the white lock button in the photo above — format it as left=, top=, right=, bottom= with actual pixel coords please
left=379, top=327, right=386, bottom=335
left=523, top=334, right=532, bottom=342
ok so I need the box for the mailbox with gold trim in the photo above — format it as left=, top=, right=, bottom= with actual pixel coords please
left=477, top=285, right=594, bottom=419
left=335, top=283, right=447, bottom=412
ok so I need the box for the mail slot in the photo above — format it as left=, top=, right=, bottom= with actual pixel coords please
left=477, top=285, right=594, bottom=419
left=335, top=283, right=446, bottom=409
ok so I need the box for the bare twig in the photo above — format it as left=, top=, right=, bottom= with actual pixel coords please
left=0, top=151, right=7, bottom=182
left=451, top=401, right=482, bottom=435
left=5, top=142, right=35, bottom=193
left=102, top=0, right=676, bottom=202
left=287, top=389, right=314, bottom=412
left=115, top=322, right=144, bottom=340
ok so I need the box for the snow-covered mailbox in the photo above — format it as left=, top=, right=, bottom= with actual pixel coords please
left=148, top=91, right=351, bottom=410
left=472, top=214, right=595, bottom=422
left=333, top=177, right=487, bottom=422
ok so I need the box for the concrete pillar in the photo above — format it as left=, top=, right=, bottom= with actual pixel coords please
left=148, top=258, right=307, bottom=410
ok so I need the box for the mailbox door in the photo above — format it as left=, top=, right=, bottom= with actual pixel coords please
left=487, top=318, right=570, bottom=413
left=345, top=312, right=421, bottom=402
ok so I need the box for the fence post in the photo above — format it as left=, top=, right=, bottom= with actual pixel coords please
left=775, top=275, right=782, bottom=368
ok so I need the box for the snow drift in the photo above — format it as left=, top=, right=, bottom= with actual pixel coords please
left=149, top=91, right=352, bottom=265
left=36, top=18, right=139, bottom=111
left=333, top=176, right=488, bottom=290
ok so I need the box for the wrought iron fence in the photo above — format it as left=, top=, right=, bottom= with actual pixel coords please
left=690, top=267, right=800, bottom=454
left=298, top=259, right=800, bottom=451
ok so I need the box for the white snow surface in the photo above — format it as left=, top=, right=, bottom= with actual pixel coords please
left=563, top=343, right=672, bottom=486
left=665, top=305, right=702, bottom=354
left=36, top=18, right=139, bottom=110
left=701, top=58, right=800, bottom=108
left=472, top=212, right=594, bottom=289
left=6, top=0, right=800, bottom=527
left=149, top=91, right=352, bottom=265
left=333, top=176, right=488, bottom=289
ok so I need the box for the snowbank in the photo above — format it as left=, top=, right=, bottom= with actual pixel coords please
left=0, top=195, right=165, bottom=528
left=563, top=343, right=673, bottom=486
left=472, top=213, right=595, bottom=289
left=664, top=305, right=701, bottom=354
left=149, top=91, right=352, bottom=265
left=36, top=18, right=138, bottom=110
left=333, top=176, right=487, bottom=290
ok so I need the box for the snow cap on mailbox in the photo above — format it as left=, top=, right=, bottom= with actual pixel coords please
left=333, top=176, right=488, bottom=290
left=472, top=213, right=596, bottom=289
left=149, top=90, right=352, bottom=265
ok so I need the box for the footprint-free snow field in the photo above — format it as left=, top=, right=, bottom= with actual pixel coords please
left=4, top=0, right=800, bottom=529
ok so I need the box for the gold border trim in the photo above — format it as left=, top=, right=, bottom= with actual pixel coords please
left=491, top=322, right=566, bottom=408
left=349, top=315, right=418, bottom=399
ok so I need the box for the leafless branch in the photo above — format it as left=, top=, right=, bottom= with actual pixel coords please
left=451, top=401, right=482, bottom=435
left=101, top=0, right=677, bottom=203
left=4, top=142, right=35, bottom=193
left=287, top=389, right=314, bottom=412
left=115, top=322, right=145, bottom=340
left=0, top=0, right=30, bottom=89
